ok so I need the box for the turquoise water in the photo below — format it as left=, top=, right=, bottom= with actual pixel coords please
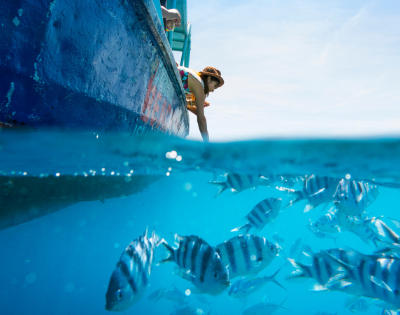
left=1, top=131, right=400, bottom=315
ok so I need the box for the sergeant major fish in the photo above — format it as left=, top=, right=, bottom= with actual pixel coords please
left=159, top=234, right=230, bottom=295
left=277, top=175, right=341, bottom=212
left=105, top=228, right=160, bottom=312
left=208, top=173, right=292, bottom=197
left=333, top=179, right=379, bottom=216
left=317, top=252, right=400, bottom=310
left=215, top=234, right=279, bottom=279
left=231, top=198, right=282, bottom=234
left=286, top=247, right=372, bottom=285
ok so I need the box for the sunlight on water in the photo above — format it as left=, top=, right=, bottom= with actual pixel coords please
left=1, top=131, right=400, bottom=315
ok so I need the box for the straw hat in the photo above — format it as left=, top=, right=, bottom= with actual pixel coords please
left=199, top=67, right=224, bottom=88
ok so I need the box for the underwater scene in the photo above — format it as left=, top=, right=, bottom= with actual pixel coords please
left=1, top=131, right=400, bottom=315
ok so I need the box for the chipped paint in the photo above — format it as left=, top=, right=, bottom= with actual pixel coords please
left=47, top=0, right=57, bottom=17
left=5, top=82, right=15, bottom=107
left=18, top=9, right=24, bottom=17
left=12, top=17, right=20, bottom=27
left=33, top=63, right=40, bottom=82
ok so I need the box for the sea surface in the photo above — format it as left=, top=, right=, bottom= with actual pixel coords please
left=1, top=130, right=400, bottom=315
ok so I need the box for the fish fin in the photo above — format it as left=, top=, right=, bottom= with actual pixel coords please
left=370, top=275, right=393, bottom=292
left=311, top=284, right=329, bottom=292
left=174, top=233, right=185, bottom=243
left=230, top=188, right=238, bottom=195
left=285, top=259, right=310, bottom=283
left=239, top=297, right=248, bottom=310
left=344, top=295, right=360, bottom=308
left=319, top=250, right=353, bottom=272
left=207, top=181, right=228, bottom=198
left=206, top=303, right=215, bottom=315
left=157, top=240, right=174, bottom=265
left=303, top=203, right=314, bottom=213
left=387, top=217, right=400, bottom=229
left=279, top=296, right=292, bottom=312
left=174, top=269, right=196, bottom=284
left=147, top=287, right=163, bottom=302
left=375, top=220, right=400, bottom=243
left=230, top=223, right=252, bottom=233
left=264, top=266, right=286, bottom=290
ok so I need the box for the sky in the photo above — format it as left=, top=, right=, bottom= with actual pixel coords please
left=172, top=0, right=400, bottom=142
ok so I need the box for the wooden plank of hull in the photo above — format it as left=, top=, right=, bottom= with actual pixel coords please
left=0, top=0, right=188, bottom=137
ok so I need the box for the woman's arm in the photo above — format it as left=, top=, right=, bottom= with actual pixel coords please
left=188, top=75, right=209, bottom=142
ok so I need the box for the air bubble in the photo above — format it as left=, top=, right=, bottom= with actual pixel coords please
left=114, top=243, right=120, bottom=249
left=65, top=283, right=74, bottom=292
left=185, top=289, right=191, bottom=296
left=176, top=156, right=182, bottom=161
left=169, top=151, right=177, bottom=159
left=25, top=273, right=37, bottom=284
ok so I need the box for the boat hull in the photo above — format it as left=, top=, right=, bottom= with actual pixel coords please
left=0, top=0, right=189, bottom=137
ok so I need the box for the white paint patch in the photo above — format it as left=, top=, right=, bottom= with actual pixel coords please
left=18, top=9, right=23, bottom=17
left=5, top=82, right=15, bottom=107
left=47, top=0, right=57, bottom=17
left=12, top=17, right=20, bottom=27
left=33, top=63, right=40, bottom=82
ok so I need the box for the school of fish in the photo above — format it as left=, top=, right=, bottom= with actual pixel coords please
left=104, top=172, right=400, bottom=314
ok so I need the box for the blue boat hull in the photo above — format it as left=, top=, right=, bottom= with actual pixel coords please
left=0, top=0, right=189, bottom=137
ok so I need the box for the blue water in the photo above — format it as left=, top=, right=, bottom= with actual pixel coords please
left=1, top=131, right=400, bottom=315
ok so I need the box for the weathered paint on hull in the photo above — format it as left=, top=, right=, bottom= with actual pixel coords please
left=0, top=0, right=189, bottom=137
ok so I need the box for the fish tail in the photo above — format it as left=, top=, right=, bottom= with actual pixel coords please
left=285, top=258, right=310, bottom=283
left=279, top=296, right=292, bottom=312
left=230, top=223, right=252, bottom=233
left=268, top=266, right=286, bottom=290
left=207, top=181, right=228, bottom=198
left=275, top=188, right=302, bottom=209
left=157, top=240, right=174, bottom=265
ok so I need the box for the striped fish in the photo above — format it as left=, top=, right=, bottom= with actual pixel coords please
left=159, top=235, right=230, bottom=295
left=336, top=212, right=383, bottom=247
left=286, top=247, right=371, bottom=285
left=306, top=219, right=339, bottom=244
left=314, top=208, right=341, bottom=234
left=319, top=252, right=400, bottom=310
left=208, top=173, right=292, bottom=197
left=277, top=175, right=341, bottom=211
left=105, top=228, right=160, bottom=312
left=215, top=234, right=279, bottom=279
left=334, top=179, right=379, bottom=215
left=231, top=198, right=282, bottom=233
left=348, top=298, right=371, bottom=313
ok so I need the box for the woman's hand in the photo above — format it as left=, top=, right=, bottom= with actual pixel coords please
left=204, top=101, right=210, bottom=108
